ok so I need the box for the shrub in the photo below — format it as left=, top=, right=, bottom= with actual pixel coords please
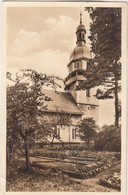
left=94, top=125, right=121, bottom=152
left=7, top=147, right=24, bottom=179
left=76, top=117, right=98, bottom=148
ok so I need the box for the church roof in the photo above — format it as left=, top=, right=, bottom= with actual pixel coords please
left=70, top=45, right=92, bottom=61
left=42, top=89, right=82, bottom=115
left=76, top=24, right=86, bottom=32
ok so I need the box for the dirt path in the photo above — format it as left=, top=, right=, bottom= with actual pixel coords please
left=70, top=164, right=120, bottom=192
left=57, top=167, right=120, bottom=192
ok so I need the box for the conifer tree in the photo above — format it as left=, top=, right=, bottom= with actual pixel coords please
left=82, top=8, right=121, bottom=127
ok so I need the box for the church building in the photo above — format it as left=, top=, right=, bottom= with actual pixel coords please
left=43, top=11, right=99, bottom=143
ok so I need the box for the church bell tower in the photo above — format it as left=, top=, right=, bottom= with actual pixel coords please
left=64, top=10, right=92, bottom=102
left=64, top=9, right=99, bottom=122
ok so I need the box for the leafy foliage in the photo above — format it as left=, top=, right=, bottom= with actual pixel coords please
left=7, top=69, right=62, bottom=170
left=94, top=125, right=121, bottom=152
left=76, top=117, right=98, bottom=147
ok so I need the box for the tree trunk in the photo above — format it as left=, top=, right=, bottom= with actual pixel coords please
left=87, top=139, right=90, bottom=149
left=114, top=75, right=119, bottom=128
left=51, top=134, right=55, bottom=147
left=51, top=126, right=57, bottom=147
left=24, top=140, right=30, bottom=170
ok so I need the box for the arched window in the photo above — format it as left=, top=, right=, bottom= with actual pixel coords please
left=77, top=62, right=79, bottom=69
left=87, top=62, right=89, bottom=68
left=72, top=128, right=76, bottom=140
left=86, top=89, right=90, bottom=97
left=82, top=33, right=84, bottom=39
left=56, top=127, right=60, bottom=137
left=79, top=33, right=81, bottom=39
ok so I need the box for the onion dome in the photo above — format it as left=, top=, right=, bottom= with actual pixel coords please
left=70, top=45, right=91, bottom=61
left=77, top=24, right=86, bottom=33
left=69, top=9, right=91, bottom=62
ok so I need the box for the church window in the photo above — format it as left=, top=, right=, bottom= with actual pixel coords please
left=79, top=33, right=81, bottom=39
left=56, top=127, right=60, bottom=137
left=72, top=128, right=76, bottom=140
left=71, top=71, right=76, bottom=77
left=87, top=62, right=90, bottom=68
left=78, top=71, right=82, bottom=75
left=86, top=89, right=90, bottom=97
left=82, top=33, right=84, bottom=39
left=77, top=62, right=79, bottom=69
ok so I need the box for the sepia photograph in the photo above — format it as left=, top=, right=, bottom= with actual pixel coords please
left=1, top=1, right=127, bottom=194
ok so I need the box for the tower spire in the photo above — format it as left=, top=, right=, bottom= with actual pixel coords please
left=76, top=7, right=86, bottom=46
left=80, top=7, right=82, bottom=24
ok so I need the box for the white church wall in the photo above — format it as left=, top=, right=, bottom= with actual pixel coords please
left=53, top=124, right=82, bottom=143
left=53, top=125, right=70, bottom=142
left=41, top=112, right=83, bottom=143
left=67, top=84, right=99, bottom=106
left=76, top=88, right=99, bottom=105
left=78, top=104, right=99, bottom=124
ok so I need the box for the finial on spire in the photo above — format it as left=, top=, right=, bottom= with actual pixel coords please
left=80, top=7, right=82, bottom=24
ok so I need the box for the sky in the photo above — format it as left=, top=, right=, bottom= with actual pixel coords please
left=7, top=6, right=115, bottom=127
left=7, top=7, right=90, bottom=77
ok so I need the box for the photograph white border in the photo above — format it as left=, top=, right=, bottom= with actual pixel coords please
left=1, top=1, right=127, bottom=195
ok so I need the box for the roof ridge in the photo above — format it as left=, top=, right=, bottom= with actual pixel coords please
left=42, top=89, right=72, bottom=94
